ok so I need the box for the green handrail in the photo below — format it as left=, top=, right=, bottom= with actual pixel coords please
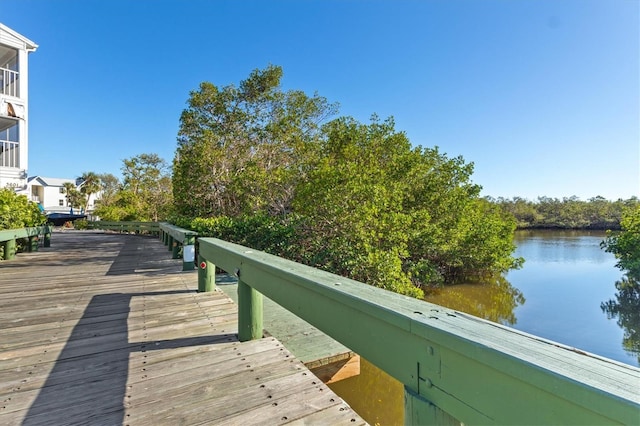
left=0, top=225, right=51, bottom=260
left=87, top=221, right=198, bottom=272
left=158, top=222, right=198, bottom=271
left=198, top=236, right=640, bottom=425
left=88, top=221, right=160, bottom=234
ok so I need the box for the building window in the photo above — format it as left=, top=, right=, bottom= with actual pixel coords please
left=59, top=199, right=64, bottom=206
left=59, top=187, right=65, bottom=194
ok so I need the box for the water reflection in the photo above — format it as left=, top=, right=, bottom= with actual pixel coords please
left=424, top=275, right=525, bottom=325
left=600, top=274, right=640, bottom=363
left=514, top=229, right=612, bottom=264
left=327, top=358, right=404, bottom=426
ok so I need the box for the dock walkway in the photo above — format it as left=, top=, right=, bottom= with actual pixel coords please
left=0, top=231, right=364, bottom=425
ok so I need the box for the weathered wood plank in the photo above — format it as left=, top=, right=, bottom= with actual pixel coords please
left=0, top=231, right=365, bottom=426
left=217, top=275, right=360, bottom=382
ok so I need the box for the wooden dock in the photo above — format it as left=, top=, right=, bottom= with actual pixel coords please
left=0, top=231, right=365, bottom=425
left=216, top=275, right=359, bottom=384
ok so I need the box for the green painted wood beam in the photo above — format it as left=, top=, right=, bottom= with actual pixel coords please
left=0, top=225, right=51, bottom=243
left=158, top=222, right=198, bottom=245
left=28, top=235, right=39, bottom=252
left=238, top=277, right=263, bottom=341
left=198, top=237, right=640, bottom=425
left=88, top=221, right=160, bottom=234
left=3, top=239, right=15, bottom=260
left=197, top=254, right=215, bottom=292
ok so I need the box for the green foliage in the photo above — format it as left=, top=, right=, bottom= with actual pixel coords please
left=94, top=155, right=173, bottom=221
left=173, top=67, right=523, bottom=298
left=79, top=172, right=101, bottom=208
left=602, top=204, right=640, bottom=276
left=95, top=173, right=121, bottom=206
left=494, top=196, right=637, bottom=230
left=62, top=182, right=84, bottom=211
left=294, top=116, right=521, bottom=294
left=73, top=219, right=89, bottom=230
left=0, top=188, right=46, bottom=230
left=174, top=214, right=298, bottom=258
left=174, top=64, right=337, bottom=218
left=600, top=206, right=640, bottom=361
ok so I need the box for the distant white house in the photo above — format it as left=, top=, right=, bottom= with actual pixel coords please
left=26, top=176, right=101, bottom=215
left=0, top=23, right=37, bottom=191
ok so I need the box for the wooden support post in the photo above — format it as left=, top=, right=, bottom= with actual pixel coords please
left=4, top=239, right=16, bottom=260
left=28, top=236, right=39, bottom=252
left=167, top=236, right=174, bottom=251
left=44, top=230, right=51, bottom=247
left=171, top=241, right=180, bottom=259
left=197, top=254, right=215, bottom=292
left=182, top=236, right=196, bottom=271
left=238, top=278, right=263, bottom=341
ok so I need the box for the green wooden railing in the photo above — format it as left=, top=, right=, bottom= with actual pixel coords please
left=87, top=221, right=161, bottom=235
left=197, top=237, right=640, bottom=425
left=0, top=225, right=51, bottom=260
left=158, top=222, right=198, bottom=271
left=85, top=221, right=197, bottom=272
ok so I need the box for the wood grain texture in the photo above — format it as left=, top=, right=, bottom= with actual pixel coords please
left=0, top=230, right=365, bottom=425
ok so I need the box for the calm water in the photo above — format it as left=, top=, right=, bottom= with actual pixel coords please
left=428, top=229, right=638, bottom=366
left=329, top=230, right=639, bottom=426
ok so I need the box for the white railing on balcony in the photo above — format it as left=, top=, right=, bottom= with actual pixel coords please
left=0, top=140, right=19, bottom=168
left=0, top=67, right=19, bottom=98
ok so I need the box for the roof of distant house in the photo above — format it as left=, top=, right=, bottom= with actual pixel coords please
left=27, top=176, right=77, bottom=187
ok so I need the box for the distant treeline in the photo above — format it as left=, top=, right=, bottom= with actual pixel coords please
left=491, top=196, right=639, bottom=230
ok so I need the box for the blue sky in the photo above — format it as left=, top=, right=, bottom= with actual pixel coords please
left=3, top=0, right=638, bottom=200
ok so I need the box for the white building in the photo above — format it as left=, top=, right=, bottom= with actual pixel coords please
left=0, top=24, right=37, bottom=191
left=27, top=176, right=100, bottom=215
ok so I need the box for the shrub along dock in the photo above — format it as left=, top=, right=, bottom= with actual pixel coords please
left=0, top=231, right=364, bottom=425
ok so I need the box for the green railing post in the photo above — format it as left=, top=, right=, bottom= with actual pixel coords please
left=171, top=241, right=180, bottom=259
left=4, top=239, right=16, bottom=260
left=28, top=236, right=39, bottom=252
left=167, top=235, right=174, bottom=251
left=44, top=228, right=51, bottom=247
left=238, top=277, right=263, bottom=341
left=197, top=254, right=215, bottom=292
left=182, top=235, right=196, bottom=271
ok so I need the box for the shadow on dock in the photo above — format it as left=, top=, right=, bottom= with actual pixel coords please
left=23, top=290, right=234, bottom=425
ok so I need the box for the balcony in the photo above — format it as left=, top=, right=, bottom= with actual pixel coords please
left=0, top=67, right=18, bottom=98
left=0, top=67, right=22, bottom=132
left=0, top=139, right=19, bottom=168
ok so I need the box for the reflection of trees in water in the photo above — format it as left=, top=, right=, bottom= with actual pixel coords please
left=601, top=274, right=640, bottom=362
left=425, top=275, right=525, bottom=326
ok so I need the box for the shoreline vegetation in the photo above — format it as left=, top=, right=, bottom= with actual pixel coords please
left=492, top=196, right=638, bottom=231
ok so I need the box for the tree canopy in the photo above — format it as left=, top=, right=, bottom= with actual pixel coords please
left=93, top=154, right=173, bottom=221
left=79, top=171, right=101, bottom=209
left=172, top=65, right=523, bottom=297
left=602, top=204, right=640, bottom=276
left=494, top=196, right=637, bottom=230
left=600, top=204, right=640, bottom=361
left=174, top=64, right=338, bottom=218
